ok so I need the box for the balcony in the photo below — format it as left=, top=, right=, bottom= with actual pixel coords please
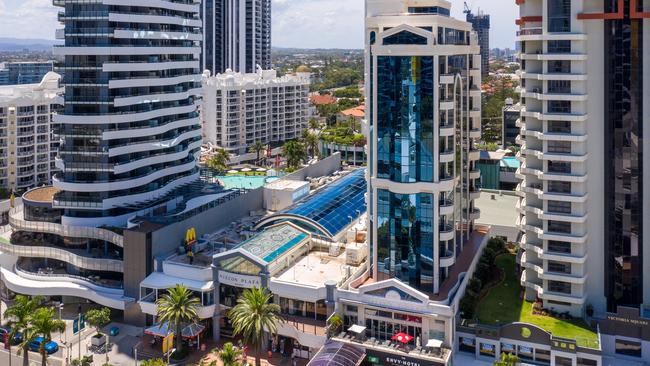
left=9, top=208, right=124, bottom=247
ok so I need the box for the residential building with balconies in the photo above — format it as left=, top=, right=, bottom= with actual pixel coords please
left=201, top=69, right=311, bottom=155
left=0, top=72, right=62, bottom=192
left=516, top=0, right=650, bottom=363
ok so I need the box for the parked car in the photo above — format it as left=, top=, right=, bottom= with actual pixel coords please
left=0, top=327, right=23, bottom=345
left=29, top=337, right=58, bottom=354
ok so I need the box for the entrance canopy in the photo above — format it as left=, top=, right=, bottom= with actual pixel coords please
left=307, top=341, right=365, bottom=366
left=425, top=338, right=443, bottom=348
left=347, top=325, right=366, bottom=334
left=144, top=322, right=206, bottom=339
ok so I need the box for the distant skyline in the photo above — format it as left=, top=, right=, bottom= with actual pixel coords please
left=0, top=0, right=517, bottom=50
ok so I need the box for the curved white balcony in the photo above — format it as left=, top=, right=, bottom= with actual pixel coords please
left=439, top=224, right=454, bottom=241
left=521, top=110, right=588, bottom=122
left=103, top=60, right=199, bottom=72
left=53, top=159, right=196, bottom=193
left=440, top=124, right=454, bottom=137
left=439, top=200, right=454, bottom=216
left=518, top=165, right=588, bottom=183
left=8, top=209, right=124, bottom=246
left=520, top=127, right=588, bottom=143
left=100, top=171, right=199, bottom=210
left=53, top=46, right=200, bottom=57
left=1, top=266, right=130, bottom=310
left=468, top=149, right=480, bottom=161
left=113, top=29, right=202, bottom=42
left=109, top=74, right=201, bottom=89
left=102, top=116, right=199, bottom=141
left=540, top=271, right=587, bottom=285
left=440, top=251, right=456, bottom=268
left=53, top=102, right=198, bottom=125
left=521, top=90, right=588, bottom=102
left=108, top=13, right=202, bottom=28
left=469, top=128, right=481, bottom=139
left=520, top=71, right=588, bottom=82
left=103, top=0, right=199, bottom=12
left=521, top=147, right=588, bottom=163
left=113, top=139, right=202, bottom=175
left=108, top=128, right=201, bottom=157
left=0, top=239, right=123, bottom=272
left=113, top=87, right=202, bottom=107
left=519, top=53, right=587, bottom=61
left=439, top=150, right=454, bottom=163
left=469, top=169, right=480, bottom=180
left=440, top=101, right=454, bottom=110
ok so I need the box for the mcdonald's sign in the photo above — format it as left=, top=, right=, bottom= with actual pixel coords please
left=185, top=227, right=197, bottom=246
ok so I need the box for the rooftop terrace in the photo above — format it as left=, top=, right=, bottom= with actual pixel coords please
left=473, top=253, right=599, bottom=349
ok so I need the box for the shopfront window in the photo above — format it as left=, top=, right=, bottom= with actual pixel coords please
left=459, top=337, right=475, bottom=353
left=615, top=339, right=642, bottom=357
left=479, top=343, right=495, bottom=357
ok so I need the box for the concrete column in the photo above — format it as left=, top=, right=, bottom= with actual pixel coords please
left=324, top=280, right=337, bottom=315
left=211, top=263, right=221, bottom=341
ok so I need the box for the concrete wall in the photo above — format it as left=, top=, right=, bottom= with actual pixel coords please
left=122, top=228, right=154, bottom=326
left=149, top=188, right=265, bottom=259
left=584, top=15, right=607, bottom=314
left=279, top=153, right=342, bottom=182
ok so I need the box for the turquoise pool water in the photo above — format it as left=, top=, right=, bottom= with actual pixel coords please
left=217, top=175, right=279, bottom=190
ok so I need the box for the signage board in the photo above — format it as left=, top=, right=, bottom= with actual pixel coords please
left=218, top=271, right=262, bottom=288
left=162, top=333, right=174, bottom=354
left=365, top=348, right=445, bottom=366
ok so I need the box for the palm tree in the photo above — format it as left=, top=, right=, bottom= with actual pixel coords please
left=228, top=287, right=282, bottom=366
left=30, top=307, right=65, bottom=366
left=249, top=141, right=266, bottom=165
left=3, top=295, right=43, bottom=366
left=15, top=325, right=38, bottom=366
left=308, top=118, right=320, bottom=130
left=282, top=140, right=306, bottom=170
left=206, top=149, right=230, bottom=172
left=217, top=342, right=242, bottom=366
left=156, top=284, right=200, bottom=355
left=304, top=132, right=320, bottom=158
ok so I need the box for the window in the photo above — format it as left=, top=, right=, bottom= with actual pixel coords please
left=548, top=261, right=571, bottom=274
left=615, top=339, right=642, bottom=357
left=555, top=356, right=573, bottom=366
left=548, top=0, right=571, bottom=32
left=548, top=180, right=571, bottom=194
left=548, top=141, right=572, bottom=153
left=548, top=280, right=571, bottom=294
left=536, top=349, right=551, bottom=363
left=548, top=101, right=571, bottom=113
left=383, top=31, right=428, bottom=45
left=548, top=40, right=571, bottom=53
left=548, top=200, right=571, bottom=214
left=548, top=240, right=572, bottom=254
left=548, top=220, right=571, bottom=234
left=548, top=161, right=571, bottom=174
left=548, top=80, right=571, bottom=93
left=548, top=120, right=571, bottom=133
left=549, top=60, right=571, bottom=73
left=578, top=358, right=598, bottom=366
left=408, top=6, right=450, bottom=16
left=548, top=300, right=572, bottom=306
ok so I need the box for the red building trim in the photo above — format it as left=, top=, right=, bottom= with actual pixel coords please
left=630, top=0, right=650, bottom=19
left=515, top=16, right=542, bottom=26
left=577, top=0, right=624, bottom=20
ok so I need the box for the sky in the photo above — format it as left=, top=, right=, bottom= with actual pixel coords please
left=0, top=0, right=517, bottom=49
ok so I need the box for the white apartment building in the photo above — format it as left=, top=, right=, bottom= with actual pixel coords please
left=517, top=0, right=650, bottom=363
left=0, top=72, right=61, bottom=192
left=202, top=69, right=310, bottom=155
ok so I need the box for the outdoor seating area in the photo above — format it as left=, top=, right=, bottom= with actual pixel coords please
left=332, top=326, right=450, bottom=362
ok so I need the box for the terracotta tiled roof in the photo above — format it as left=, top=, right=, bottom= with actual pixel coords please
left=310, top=94, right=337, bottom=105
left=340, top=104, right=365, bottom=118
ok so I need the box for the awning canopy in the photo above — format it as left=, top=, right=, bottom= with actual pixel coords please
left=425, top=338, right=443, bottom=348
left=307, top=341, right=365, bottom=366
left=347, top=324, right=366, bottom=334
left=140, top=272, right=213, bottom=292
left=144, top=322, right=206, bottom=339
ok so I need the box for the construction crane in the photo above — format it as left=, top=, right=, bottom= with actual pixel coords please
left=463, top=1, right=472, bottom=15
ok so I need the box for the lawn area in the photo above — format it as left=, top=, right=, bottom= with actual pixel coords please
left=476, top=253, right=599, bottom=349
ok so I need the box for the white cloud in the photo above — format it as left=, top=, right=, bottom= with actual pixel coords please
left=0, top=0, right=516, bottom=48
left=0, top=0, right=59, bottom=40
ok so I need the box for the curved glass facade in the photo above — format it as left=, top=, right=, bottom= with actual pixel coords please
left=376, top=190, right=434, bottom=292
left=376, top=56, right=434, bottom=183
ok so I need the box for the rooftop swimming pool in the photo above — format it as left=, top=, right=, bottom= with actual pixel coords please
left=217, top=175, right=279, bottom=190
